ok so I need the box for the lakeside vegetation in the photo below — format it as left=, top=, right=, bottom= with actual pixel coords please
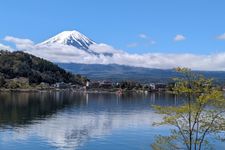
left=152, top=68, right=225, bottom=150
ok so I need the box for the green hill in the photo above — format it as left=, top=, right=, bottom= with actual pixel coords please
left=0, top=50, right=87, bottom=88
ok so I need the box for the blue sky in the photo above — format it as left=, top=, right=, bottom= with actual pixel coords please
left=1, top=0, right=225, bottom=55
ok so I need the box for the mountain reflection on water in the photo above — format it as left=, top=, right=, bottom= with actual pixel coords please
left=0, top=92, right=181, bottom=150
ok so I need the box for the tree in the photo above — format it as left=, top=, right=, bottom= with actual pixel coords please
left=151, top=67, right=225, bottom=150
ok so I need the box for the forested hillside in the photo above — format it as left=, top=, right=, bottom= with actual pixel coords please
left=0, top=50, right=87, bottom=88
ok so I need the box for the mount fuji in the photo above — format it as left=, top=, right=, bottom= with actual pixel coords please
left=37, top=30, right=115, bottom=56
left=40, top=30, right=95, bottom=49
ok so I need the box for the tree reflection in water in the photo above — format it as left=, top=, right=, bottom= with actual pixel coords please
left=0, top=91, right=180, bottom=149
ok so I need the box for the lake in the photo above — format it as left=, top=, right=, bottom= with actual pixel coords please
left=0, top=91, right=224, bottom=150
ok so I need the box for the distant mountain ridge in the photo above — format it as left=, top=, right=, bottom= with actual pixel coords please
left=58, top=63, right=225, bottom=84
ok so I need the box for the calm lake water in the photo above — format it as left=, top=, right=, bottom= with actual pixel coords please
left=0, top=92, right=224, bottom=150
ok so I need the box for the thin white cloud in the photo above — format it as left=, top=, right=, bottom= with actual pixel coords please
left=138, top=33, right=147, bottom=39
left=174, top=34, right=186, bottom=42
left=127, top=42, right=138, bottom=48
left=129, top=34, right=155, bottom=48
left=89, top=43, right=120, bottom=53
left=4, top=35, right=225, bottom=71
left=4, top=36, right=34, bottom=49
left=149, top=40, right=156, bottom=45
left=0, top=43, right=13, bottom=51
left=217, top=33, right=225, bottom=40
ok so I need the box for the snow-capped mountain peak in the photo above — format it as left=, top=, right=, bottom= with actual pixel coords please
left=39, top=30, right=96, bottom=50
left=37, top=30, right=117, bottom=56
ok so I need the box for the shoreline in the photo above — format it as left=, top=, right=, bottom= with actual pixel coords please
left=0, top=88, right=171, bottom=94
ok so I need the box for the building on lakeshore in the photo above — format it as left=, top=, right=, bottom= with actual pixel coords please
left=99, top=80, right=113, bottom=89
left=54, top=82, right=71, bottom=89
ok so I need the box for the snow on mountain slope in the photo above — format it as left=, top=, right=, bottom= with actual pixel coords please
left=37, top=30, right=117, bottom=56
left=39, top=30, right=96, bottom=50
